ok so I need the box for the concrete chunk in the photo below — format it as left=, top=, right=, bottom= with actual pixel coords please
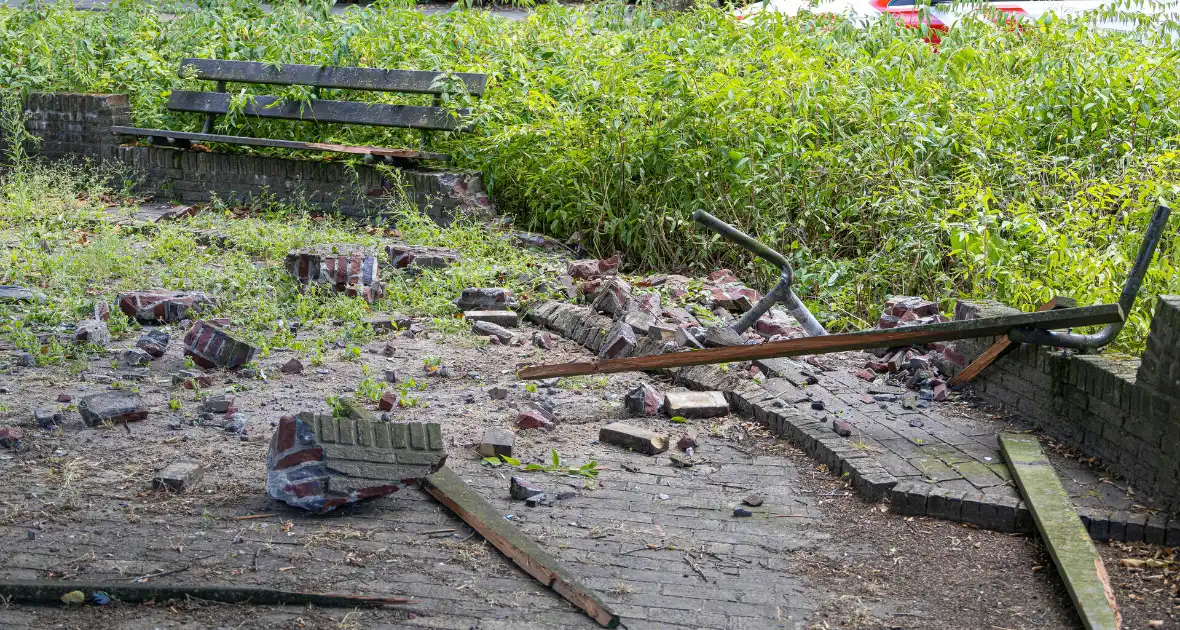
left=478, top=427, right=516, bottom=458
left=153, top=459, right=204, bottom=492
left=599, top=422, right=669, bottom=455
left=79, top=391, right=147, bottom=426
left=663, top=391, right=729, bottom=419
left=472, top=320, right=517, bottom=344
left=465, top=310, right=519, bottom=328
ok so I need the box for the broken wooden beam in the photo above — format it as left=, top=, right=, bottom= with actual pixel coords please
left=0, top=580, right=414, bottom=607
left=999, top=434, right=1121, bottom=630
left=519, top=304, right=1123, bottom=380
left=948, top=297, right=1076, bottom=387
left=422, top=467, right=620, bottom=628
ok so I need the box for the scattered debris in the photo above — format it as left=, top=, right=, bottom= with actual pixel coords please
left=599, top=422, right=668, bottom=455
left=831, top=419, right=853, bottom=437
left=488, top=387, right=509, bottom=400
left=121, top=347, right=152, bottom=367
left=285, top=247, right=383, bottom=302
left=0, top=285, right=43, bottom=302
left=13, top=353, right=36, bottom=367
left=1000, top=433, right=1122, bottom=630
left=517, top=410, right=555, bottom=431
left=677, top=432, right=698, bottom=451
left=79, top=391, right=147, bottom=426
left=668, top=452, right=700, bottom=467
left=279, top=358, right=303, bottom=375
left=386, top=243, right=459, bottom=269
left=0, top=580, right=414, bottom=608
left=117, top=290, right=216, bottom=324
left=532, top=331, right=556, bottom=350
left=742, top=494, right=764, bottom=507
left=624, top=383, right=662, bottom=416
left=472, top=320, right=517, bottom=345
left=566, top=253, right=621, bottom=281
left=153, top=459, right=205, bottom=492
left=384, top=369, right=399, bottom=383
left=663, top=391, right=729, bottom=419
left=135, top=329, right=170, bottom=358
left=590, top=277, right=633, bottom=318
left=599, top=321, right=636, bottom=359
left=478, top=428, right=515, bottom=458
left=733, top=507, right=753, bottom=517
left=509, top=476, right=544, bottom=500
left=184, top=321, right=258, bottom=369
left=33, top=409, right=60, bottom=429
left=465, top=310, right=519, bottom=328
left=267, top=413, right=447, bottom=514
left=454, top=287, right=517, bottom=312
left=0, top=427, right=22, bottom=449
left=421, top=468, right=620, bottom=628
left=74, top=319, right=110, bottom=346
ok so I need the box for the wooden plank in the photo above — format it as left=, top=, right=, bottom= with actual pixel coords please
left=0, top=579, right=414, bottom=607
left=111, top=126, right=449, bottom=161
left=421, top=467, right=620, bottom=628
left=180, top=58, right=488, bottom=96
left=999, top=434, right=1121, bottom=630
left=167, top=91, right=470, bottom=131
left=949, top=296, right=1076, bottom=387
left=517, top=304, right=1123, bottom=380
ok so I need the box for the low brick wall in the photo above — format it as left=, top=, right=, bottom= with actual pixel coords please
left=2, top=92, right=494, bottom=224
left=954, top=295, right=1180, bottom=509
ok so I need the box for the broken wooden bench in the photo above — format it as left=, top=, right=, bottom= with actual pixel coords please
left=112, top=58, right=487, bottom=163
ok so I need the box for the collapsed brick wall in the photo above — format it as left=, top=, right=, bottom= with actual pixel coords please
left=953, top=295, right=1180, bottom=509
left=0, top=92, right=494, bottom=224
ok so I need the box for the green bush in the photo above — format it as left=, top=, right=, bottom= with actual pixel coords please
left=1, top=0, right=1177, bottom=350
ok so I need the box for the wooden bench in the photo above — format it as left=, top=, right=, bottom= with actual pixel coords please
left=112, top=58, right=487, bottom=163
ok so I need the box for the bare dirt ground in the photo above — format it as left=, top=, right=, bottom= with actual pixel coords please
left=1, top=312, right=1176, bottom=629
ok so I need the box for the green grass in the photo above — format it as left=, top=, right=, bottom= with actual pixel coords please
left=1, top=0, right=1178, bottom=351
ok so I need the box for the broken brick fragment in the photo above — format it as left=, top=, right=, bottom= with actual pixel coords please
left=79, top=391, right=147, bottom=426
left=599, top=321, right=636, bottom=359
left=566, top=253, right=621, bottom=281
left=385, top=243, right=459, bottom=269
left=267, top=413, right=447, bottom=514
left=285, top=248, right=383, bottom=303
left=183, top=321, right=257, bottom=370
left=590, top=277, right=633, bottom=317
left=136, top=329, right=170, bottom=358
left=117, top=290, right=217, bottom=324
left=625, top=383, right=662, bottom=416
left=74, top=319, right=111, bottom=347
left=454, top=287, right=517, bottom=312
left=517, top=410, right=555, bottom=431
left=0, top=427, right=22, bottom=449
left=472, top=320, right=517, bottom=345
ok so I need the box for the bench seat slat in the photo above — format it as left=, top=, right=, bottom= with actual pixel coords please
left=167, top=91, right=469, bottom=132
left=110, top=126, right=450, bottom=162
left=180, top=58, right=487, bottom=96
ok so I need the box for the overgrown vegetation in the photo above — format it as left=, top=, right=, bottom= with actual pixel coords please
left=1, top=0, right=1178, bottom=350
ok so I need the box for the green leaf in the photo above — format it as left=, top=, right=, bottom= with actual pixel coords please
left=670, top=416, right=687, bottom=423
left=482, top=457, right=502, bottom=466
left=501, top=455, right=522, bottom=466
left=551, top=449, right=560, bottom=468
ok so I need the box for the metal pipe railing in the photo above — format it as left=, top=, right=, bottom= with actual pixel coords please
left=692, top=210, right=827, bottom=337
left=1007, top=203, right=1172, bottom=350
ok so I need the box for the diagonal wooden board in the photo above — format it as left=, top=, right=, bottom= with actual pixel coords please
left=518, top=303, right=1123, bottom=380
left=999, top=434, right=1121, bottom=630
left=948, top=296, right=1076, bottom=387
left=422, top=467, right=620, bottom=628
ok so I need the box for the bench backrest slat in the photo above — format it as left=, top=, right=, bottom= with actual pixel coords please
left=167, top=91, right=469, bottom=132
left=179, top=58, right=487, bottom=97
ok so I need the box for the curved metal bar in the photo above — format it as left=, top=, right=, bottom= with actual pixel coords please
left=1008, top=203, right=1171, bottom=350
left=692, top=209, right=827, bottom=336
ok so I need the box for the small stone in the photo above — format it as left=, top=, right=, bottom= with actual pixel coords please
left=223, top=414, right=245, bottom=434
left=510, top=476, right=544, bottom=500
left=489, top=387, right=509, bottom=400
left=201, top=395, right=233, bottom=414
left=517, top=410, right=555, bottom=431
left=742, top=494, right=764, bottom=507
left=0, top=427, right=23, bottom=448
left=908, top=418, right=924, bottom=428
left=55, top=394, right=71, bottom=403
left=599, top=422, right=669, bottom=455
left=803, top=374, right=820, bottom=386
left=624, top=383, right=662, bottom=416
left=901, top=393, right=917, bottom=410
left=932, top=381, right=949, bottom=402
left=135, top=329, right=170, bottom=358
left=919, top=388, right=934, bottom=401
left=33, top=409, right=59, bottom=429
left=121, top=347, right=152, bottom=367
left=663, top=391, right=729, bottom=419
left=702, top=326, right=746, bottom=348
left=152, top=459, right=205, bottom=492
left=471, top=320, right=517, bottom=345
left=478, top=427, right=515, bottom=458
left=668, top=452, right=698, bottom=467
left=675, top=326, right=704, bottom=350
left=733, top=507, right=753, bottom=517
left=854, top=369, right=876, bottom=382
left=465, top=310, right=519, bottom=328
left=677, top=432, right=698, bottom=451
left=525, top=493, right=552, bottom=507
left=872, top=393, right=898, bottom=402
left=454, top=288, right=517, bottom=312
left=810, top=400, right=825, bottom=411
left=382, top=342, right=396, bottom=357
left=79, top=391, right=147, bottom=426
left=832, top=419, right=853, bottom=437
left=14, top=353, right=36, bottom=367
left=380, top=369, right=399, bottom=384
left=532, top=331, right=555, bottom=350
left=378, top=391, right=398, bottom=411
left=648, top=324, right=678, bottom=342
left=74, top=319, right=110, bottom=347
left=556, top=491, right=577, bottom=501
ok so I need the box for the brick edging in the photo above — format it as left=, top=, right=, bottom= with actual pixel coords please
left=526, top=300, right=1179, bottom=543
